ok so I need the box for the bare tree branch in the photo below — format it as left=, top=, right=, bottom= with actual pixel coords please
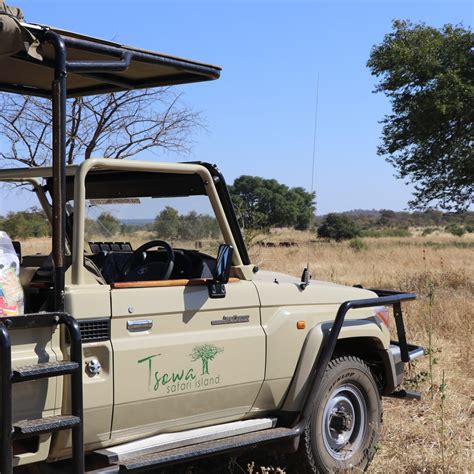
left=0, top=88, right=202, bottom=167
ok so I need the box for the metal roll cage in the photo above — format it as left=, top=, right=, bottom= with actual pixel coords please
left=1, top=26, right=222, bottom=312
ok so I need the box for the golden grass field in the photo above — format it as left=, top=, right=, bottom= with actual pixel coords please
left=21, top=231, right=473, bottom=473
left=246, top=230, right=473, bottom=474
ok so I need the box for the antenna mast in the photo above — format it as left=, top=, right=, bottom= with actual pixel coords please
left=301, top=74, right=320, bottom=289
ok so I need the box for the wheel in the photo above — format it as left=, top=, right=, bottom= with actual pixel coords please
left=295, top=356, right=381, bottom=473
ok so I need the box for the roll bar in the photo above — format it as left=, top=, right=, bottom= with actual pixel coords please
left=0, top=23, right=221, bottom=311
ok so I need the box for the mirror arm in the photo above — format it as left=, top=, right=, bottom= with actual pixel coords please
left=208, top=280, right=227, bottom=299
left=208, top=244, right=233, bottom=298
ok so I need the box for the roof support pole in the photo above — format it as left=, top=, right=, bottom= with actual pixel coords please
left=44, top=30, right=85, bottom=474
left=44, top=31, right=67, bottom=315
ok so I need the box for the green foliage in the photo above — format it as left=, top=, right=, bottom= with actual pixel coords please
left=422, top=227, right=436, bottom=236
left=317, top=209, right=474, bottom=229
left=178, top=211, right=220, bottom=240
left=349, top=238, right=367, bottom=252
left=378, top=209, right=398, bottom=227
left=97, top=212, right=121, bottom=236
left=318, top=213, right=360, bottom=241
left=445, top=223, right=466, bottom=237
left=228, top=175, right=315, bottom=231
left=154, top=207, right=220, bottom=241
left=0, top=208, right=50, bottom=239
left=360, top=227, right=411, bottom=238
left=154, top=207, right=180, bottom=240
left=368, top=20, right=474, bottom=211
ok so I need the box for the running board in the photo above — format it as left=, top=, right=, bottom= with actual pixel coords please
left=95, top=418, right=278, bottom=463
left=117, top=427, right=297, bottom=471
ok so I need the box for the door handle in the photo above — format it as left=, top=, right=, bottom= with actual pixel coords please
left=127, top=320, right=153, bottom=331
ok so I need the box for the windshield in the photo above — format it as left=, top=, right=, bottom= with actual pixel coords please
left=77, top=195, right=223, bottom=257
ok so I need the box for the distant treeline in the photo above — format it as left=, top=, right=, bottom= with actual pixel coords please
left=85, top=207, right=221, bottom=241
left=317, top=209, right=474, bottom=241
left=1, top=207, right=473, bottom=241
left=316, top=209, right=474, bottom=228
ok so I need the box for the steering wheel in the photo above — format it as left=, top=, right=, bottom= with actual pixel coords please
left=120, top=240, right=175, bottom=282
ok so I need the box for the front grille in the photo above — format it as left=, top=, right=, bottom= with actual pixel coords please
left=66, top=318, right=110, bottom=343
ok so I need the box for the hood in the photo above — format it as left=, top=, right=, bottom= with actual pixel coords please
left=252, top=270, right=377, bottom=307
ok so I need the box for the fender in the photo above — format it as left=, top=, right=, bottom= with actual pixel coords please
left=281, top=318, right=386, bottom=413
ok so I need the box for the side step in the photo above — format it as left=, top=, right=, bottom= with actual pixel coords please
left=117, top=427, right=297, bottom=471
left=12, top=361, right=79, bottom=383
left=95, top=418, right=277, bottom=463
left=13, top=415, right=81, bottom=439
left=0, top=313, right=85, bottom=474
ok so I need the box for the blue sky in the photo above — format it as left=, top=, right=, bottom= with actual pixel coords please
left=1, top=0, right=472, bottom=216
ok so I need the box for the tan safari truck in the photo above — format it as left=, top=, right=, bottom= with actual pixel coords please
left=0, top=6, right=424, bottom=474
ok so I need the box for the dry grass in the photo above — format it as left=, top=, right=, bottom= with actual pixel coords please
left=249, top=230, right=473, bottom=473
left=21, top=231, right=474, bottom=472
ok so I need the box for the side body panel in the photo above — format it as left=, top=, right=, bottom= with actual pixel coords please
left=110, top=280, right=265, bottom=444
left=49, top=284, right=113, bottom=460
left=250, top=273, right=389, bottom=414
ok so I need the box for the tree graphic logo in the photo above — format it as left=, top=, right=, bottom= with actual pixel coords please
left=190, top=344, right=223, bottom=375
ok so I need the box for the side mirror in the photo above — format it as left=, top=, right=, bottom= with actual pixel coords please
left=208, top=244, right=233, bottom=298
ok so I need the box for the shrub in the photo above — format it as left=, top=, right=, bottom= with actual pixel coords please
left=2, top=208, right=50, bottom=239
left=422, top=227, right=436, bottom=236
left=318, top=213, right=360, bottom=241
left=349, top=238, right=367, bottom=251
left=446, top=224, right=465, bottom=237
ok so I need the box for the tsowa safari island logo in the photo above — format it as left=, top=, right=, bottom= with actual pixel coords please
left=138, top=344, right=223, bottom=394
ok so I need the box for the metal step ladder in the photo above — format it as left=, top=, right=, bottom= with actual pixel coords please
left=0, top=313, right=84, bottom=474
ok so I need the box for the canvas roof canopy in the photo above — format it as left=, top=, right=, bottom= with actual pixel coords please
left=0, top=2, right=221, bottom=98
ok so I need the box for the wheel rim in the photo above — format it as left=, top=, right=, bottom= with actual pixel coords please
left=322, top=383, right=367, bottom=460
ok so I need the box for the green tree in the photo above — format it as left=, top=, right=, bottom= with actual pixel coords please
left=97, top=212, right=121, bottom=236
left=378, top=209, right=397, bottom=227
left=190, top=344, right=223, bottom=375
left=200, top=214, right=221, bottom=239
left=154, top=206, right=180, bottom=240
left=229, top=175, right=315, bottom=231
left=2, top=208, right=50, bottom=239
left=318, top=213, right=360, bottom=241
left=180, top=212, right=220, bottom=240
left=367, top=20, right=474, bottom=211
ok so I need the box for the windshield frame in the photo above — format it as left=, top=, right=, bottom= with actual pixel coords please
left=70, top=159, right=244, bottom=285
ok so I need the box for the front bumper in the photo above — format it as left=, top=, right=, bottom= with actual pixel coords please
left=384, top=342, right=425, bottom=394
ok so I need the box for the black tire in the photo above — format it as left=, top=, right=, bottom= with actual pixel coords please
left=294, top=356, right=382, bottom=473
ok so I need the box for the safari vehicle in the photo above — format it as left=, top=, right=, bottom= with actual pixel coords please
left=0, top=4, right=424, bottom=474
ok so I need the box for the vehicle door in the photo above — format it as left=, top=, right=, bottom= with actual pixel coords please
left=109, top=279, right=265, bottom=442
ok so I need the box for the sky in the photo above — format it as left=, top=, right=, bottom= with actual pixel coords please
left=0, top=0, right=472, bottom=216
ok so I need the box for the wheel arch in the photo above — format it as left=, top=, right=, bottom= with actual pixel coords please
left=281, top=319, right=390, bottom=413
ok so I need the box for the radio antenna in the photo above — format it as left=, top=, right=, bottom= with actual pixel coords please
left=300, top=73, right=319, bottom=289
